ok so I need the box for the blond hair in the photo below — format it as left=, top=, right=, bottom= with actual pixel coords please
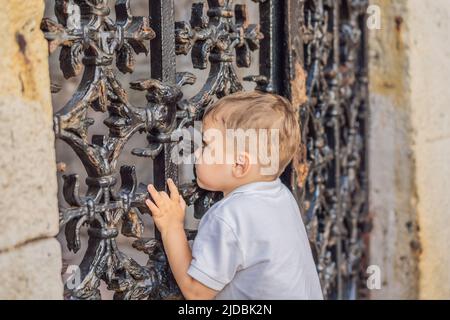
left=203, top=90, right=301, bottom=178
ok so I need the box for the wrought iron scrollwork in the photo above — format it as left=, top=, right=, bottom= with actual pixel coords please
left=295, top=0, right=370, bottom=299
left=42, top=0, right=187, bottom=300
left=43, top=0, right=369, bottom=300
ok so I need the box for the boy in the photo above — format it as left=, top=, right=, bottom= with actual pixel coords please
left=145, top=91, right=323, bottom=300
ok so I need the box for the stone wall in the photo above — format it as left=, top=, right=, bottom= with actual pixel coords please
left=368, top=0, right=420, bottom=299
left=0, top=0, right=62, bottom=299
left=369, top=0, right=450, bottom=299
left=408, top=0, right=450, bottom=300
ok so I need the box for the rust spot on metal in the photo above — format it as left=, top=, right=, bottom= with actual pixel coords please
left=290, top=62, right=308, bottom=111
left=294, top=142, right=309, bottom=190
left=290, top=62, right=309, bottom=189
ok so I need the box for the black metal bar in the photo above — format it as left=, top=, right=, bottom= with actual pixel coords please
left=332, top=0, right=343, bottom=301
left=259, top=0, right=293, bottom=187
left=259, top=0, right=285, bottom=95
left=150, top=0, right=176, bottom=84
left=150, top=0, right=178, bottom=198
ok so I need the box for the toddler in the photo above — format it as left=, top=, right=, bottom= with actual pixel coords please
left=145, top=91, right=323, bottom=300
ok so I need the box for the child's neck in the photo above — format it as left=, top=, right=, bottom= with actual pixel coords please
left=222, top=176, right=277, bottom=198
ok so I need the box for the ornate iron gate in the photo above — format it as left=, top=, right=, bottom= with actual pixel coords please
left=42, top=0, right=369, bottom=300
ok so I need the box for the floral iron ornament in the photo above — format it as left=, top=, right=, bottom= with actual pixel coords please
left=41, top=0, right=191, bottom=300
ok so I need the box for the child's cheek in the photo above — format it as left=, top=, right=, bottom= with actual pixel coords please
left=195, top=164, right=213, bottom=190
left=195, top=162, right=207, bottom=182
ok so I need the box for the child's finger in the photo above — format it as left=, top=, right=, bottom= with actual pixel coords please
left=145, top=199, right=160, bottom=216
left=147, top=184, right=162, bottom=206
left=160, top=191, right=170, bottom=201
left=179, top=195, right=187, bottom=211
left=167, top=178, right=180, bottom=201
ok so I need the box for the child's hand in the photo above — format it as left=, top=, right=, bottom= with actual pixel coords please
left=145, top=178, right=187, bottom=237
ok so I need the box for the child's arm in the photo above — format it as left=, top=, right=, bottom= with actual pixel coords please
left=146, top=179, right=218, bottom=300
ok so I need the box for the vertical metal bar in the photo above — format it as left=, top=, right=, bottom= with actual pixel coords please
left=283, top=0, right=305, bottom=90
left=359, top=4, right=370, bottom=301
left=150, top=0, right=178, bottom=239
left=150, top=0, right=176, bottom=83
left=332, top=0, right=343, bottom=300
left=259, top=0, right=295, bottom=188
left=281, top=0, right=306, bottom=192
left=259, top=0, right=284, bottom=95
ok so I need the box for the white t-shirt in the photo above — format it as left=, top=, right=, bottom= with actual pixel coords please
left=187, top=178, right=324, bottom=300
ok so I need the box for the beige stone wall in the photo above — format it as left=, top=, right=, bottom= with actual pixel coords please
left=369, top=0, right=420, bottom=299
left=0, top=0, right=62, bottom=299
left=369, top=0, right=450, bottom=299
left=407, top=0, right=450, bottom=300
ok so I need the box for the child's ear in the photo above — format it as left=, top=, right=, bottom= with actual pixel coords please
left=232, top=152, right=251, bottom=178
